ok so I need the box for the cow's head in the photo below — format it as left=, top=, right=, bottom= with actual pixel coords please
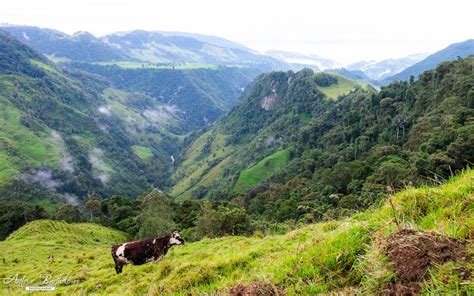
left=169, top=230, right=185, bottom=245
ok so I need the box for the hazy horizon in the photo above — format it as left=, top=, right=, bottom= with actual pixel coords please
left=2, top=0, right=473, bottom=64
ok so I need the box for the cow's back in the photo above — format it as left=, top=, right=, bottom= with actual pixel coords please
left=116, top=239, right=155, bottom=265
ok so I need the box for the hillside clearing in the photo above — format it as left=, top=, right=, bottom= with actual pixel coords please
left=234, top=149, right=290, bottom=192
left=317, top=73, right=360, bottom=100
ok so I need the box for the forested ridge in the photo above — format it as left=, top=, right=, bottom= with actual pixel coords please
left=171, top=56, right=474, bottom=225
left=69, top=62, right=260, bottom=129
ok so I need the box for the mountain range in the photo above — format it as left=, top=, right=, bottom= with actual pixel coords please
left=382, top=39, right=474, bottom=83
left=1, top=25, right=283, bottom=69
left=2, top=25, right=473, bottom=85
left=0, top=25, right=473, bottom=211
left=0, top=30, right=189, bottom=202
left=346, top=53, right=429, bottom=80
left=265, top=50, right=342, bottom=71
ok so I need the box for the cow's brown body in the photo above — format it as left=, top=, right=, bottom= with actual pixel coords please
left=111, top=231, right=184, bottom=274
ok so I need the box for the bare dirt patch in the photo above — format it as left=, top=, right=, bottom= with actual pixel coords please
left=380, top=228, right=469, bottom=295
left=228, top=282, right=284, bottom=296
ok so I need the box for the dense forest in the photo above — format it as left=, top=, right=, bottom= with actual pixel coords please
left=170, top=56, right=473, bottom=228
left=69, top=62, right=260, bottom=129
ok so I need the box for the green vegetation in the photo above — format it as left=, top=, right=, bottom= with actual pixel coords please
left=29, top=59, right=62, bottom=75
left=0, top=94, right=59, bottom=185
left=0, top=31, right=187, bottom=201
left=72, top=62, right=260, bottom=129
left=234, top=149, right=290, bottom=192
left=172, top=57, right=474, bottom=227
left=171, top=132, right=236, bottom=199
left=171, top=69, right=340, bottom=198
left=0, top=31, right=262, bottom=207
left=1, top=170, right=472, bottom=295
left=317, top=72, right=359, bottom=99
left=132, top=145, right=153, bottom=160
left=96, top=61, right=219, bottom=70
left=0, top=32, right=473, bottom=295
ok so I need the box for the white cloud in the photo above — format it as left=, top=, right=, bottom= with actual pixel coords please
left=20, top=169, right=62, bottom=189
left=98, top=106, right=112, bottom=116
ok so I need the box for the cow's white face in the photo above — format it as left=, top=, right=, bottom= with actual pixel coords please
left=169, top=231, right=185, bottom=245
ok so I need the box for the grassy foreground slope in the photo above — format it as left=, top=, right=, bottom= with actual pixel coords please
left=1, top=170, right=473, bottom=295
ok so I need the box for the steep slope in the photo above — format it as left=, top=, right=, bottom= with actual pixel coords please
left=0, top=25, right=126, bottom=62
left=0, top=31, right=186, bottom=201
left=1, top=170, right=472, bottom=295
left=1, top=26, right=285, bottom=69
left=384, top=39, right=474, bottom=83
left=347, top=53, right=428, bottom=80
left=172, top=55, right=474, bottom=225
left=102, top=30, right=282, bottom=68
left=171, top=70, right=362, bottom=199
left=2, top=26, right=270, bottom=129
left=69, top=62, right=261, bottom=129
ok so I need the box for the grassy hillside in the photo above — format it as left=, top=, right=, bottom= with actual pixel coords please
left=1, top=169, right=473, bottom=295
left=316, top=72, right=359, bottom=100
left=234, top=149, right=290, bottom=192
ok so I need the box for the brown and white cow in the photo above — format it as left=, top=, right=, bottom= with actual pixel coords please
left=111, top=231, right=185, bottom=274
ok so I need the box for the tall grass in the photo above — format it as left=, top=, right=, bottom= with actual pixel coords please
left=1, top=170, right=472, bottom=295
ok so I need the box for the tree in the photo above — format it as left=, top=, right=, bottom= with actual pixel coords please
left=136, top=189, right=176, bottom=239
left=0, top=201, right=48, bottom=240
left=55, top=204, right=82, bottom=223
left=194, top=202, right=220, bottom=238
left=219, top=207, right=254, bottom=236
left=85, top=197, right=101, bottom=221
left=194, top=204, right=254, bottom=238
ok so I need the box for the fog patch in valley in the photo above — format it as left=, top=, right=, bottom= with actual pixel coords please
left=98, top=106, right=112, bottom=116
left=20, top=169, right=62, bottom=189
left=89, top=147, right=111, bottom=184
left=63, top=193, right=80, bottom=206
left=49, top=131, right=75, bottom=173
left=142, top=104, right=181, bottom=124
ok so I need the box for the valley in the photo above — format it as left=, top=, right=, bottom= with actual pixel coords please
left=0, top=15, right=473, bottom=295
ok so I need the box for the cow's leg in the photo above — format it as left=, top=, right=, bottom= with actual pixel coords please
left=115, top=264, right=123, bottom=274
left=112, top=253, right=123, bottom=274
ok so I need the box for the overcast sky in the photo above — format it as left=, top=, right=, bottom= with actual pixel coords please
left=1, top=0, right=473, bottom=64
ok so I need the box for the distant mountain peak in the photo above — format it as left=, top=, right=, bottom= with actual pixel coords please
left=265, top=50, right=341, bottom=71
left=383, top=39, right=474, bottom=84
left=347, top=53, right=430, bottom=80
